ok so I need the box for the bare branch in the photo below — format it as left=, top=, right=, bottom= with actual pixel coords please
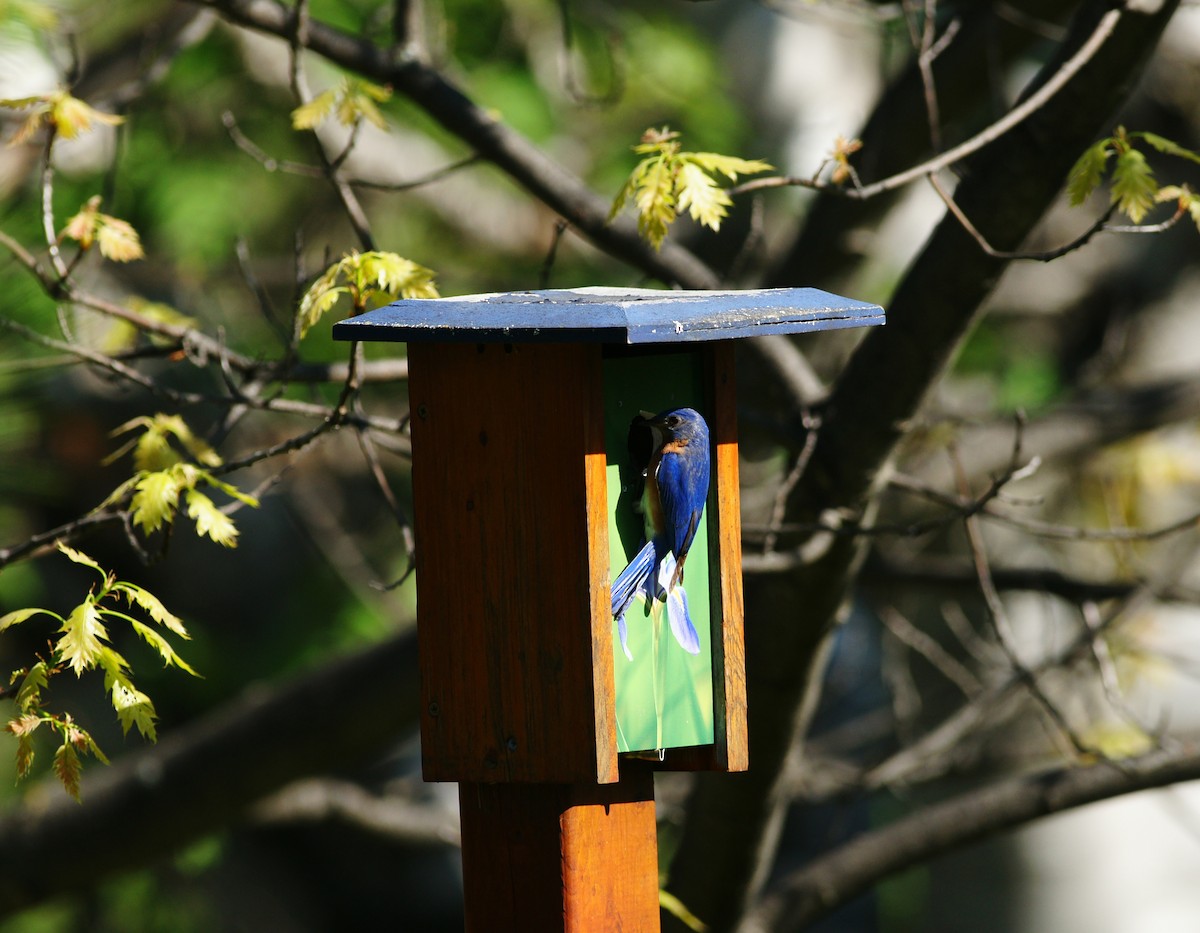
left=746, top=746, right=1200, bottom=933
left=251, top=777, right=459, bottom=847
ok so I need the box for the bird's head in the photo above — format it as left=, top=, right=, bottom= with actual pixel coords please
left=646, top=407, right=709, bottom=449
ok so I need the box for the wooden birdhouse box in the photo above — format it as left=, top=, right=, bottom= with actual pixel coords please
left=333, top=286, right=883, bottom=931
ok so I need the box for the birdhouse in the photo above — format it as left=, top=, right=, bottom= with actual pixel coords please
left=334, top=286, right=883, bottom=930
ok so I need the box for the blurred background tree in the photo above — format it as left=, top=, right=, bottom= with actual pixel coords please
left=2, top=1, right=1200, bottom=931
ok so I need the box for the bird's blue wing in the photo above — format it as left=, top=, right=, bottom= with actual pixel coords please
left=655, top=447, right=709, bottom=565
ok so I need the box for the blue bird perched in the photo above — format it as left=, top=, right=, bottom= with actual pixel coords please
left=611, top=407, right=710, bottom=660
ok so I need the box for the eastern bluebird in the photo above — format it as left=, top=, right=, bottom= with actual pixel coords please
left=611, top=407, right=710, bottom=660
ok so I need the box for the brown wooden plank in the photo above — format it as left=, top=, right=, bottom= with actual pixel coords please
left=408, top=342, right=617, bottom=784
left=459, top=768, right=660, bottom=933
left=709, top=341, right=748, bottom=771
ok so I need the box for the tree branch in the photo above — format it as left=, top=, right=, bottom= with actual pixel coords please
left=743, top=745, right=1200, bottom=932
left=192, top=0, right=720, bottom=289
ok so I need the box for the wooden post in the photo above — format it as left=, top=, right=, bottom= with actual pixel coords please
left=459, top=766, right=659, bottom=932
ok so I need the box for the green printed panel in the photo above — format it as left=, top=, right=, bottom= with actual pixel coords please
left=604, top=352, right=714, bottom=753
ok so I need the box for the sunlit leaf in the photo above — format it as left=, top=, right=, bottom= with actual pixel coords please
left=115, top=583, right=188, bottom=638
left=50, top=92, right=123, bottom=140
left=633, top=157, right=676, bottom=249
left=291, top=87, right=338, bottom=130
left=677, top=161, right=731, bottom=231
left=685, top=151, right=773, bottom=181
left=56, top=541, right=106, bottom=576
left=611, top=126, right=771, bottom=248
left=3, top=90, right=123, bottom=146
left=297, top=251, right=438, bottom=338
left=660, top=890, right=707, bottom=933
left=186, top=488, right=239, bottom=548
left=62, top=196, right=101, bottom=248
left=202, top=474, right=260, bottom=509
left=292, top=78, right=392, bottom=131
left=95, top=215, right=144, bottom=262
left=131, top=469, right=183, bottom=535
left=57, top=600, right=108, bottom=675
left=1111, top=147, right=1157, bottom=223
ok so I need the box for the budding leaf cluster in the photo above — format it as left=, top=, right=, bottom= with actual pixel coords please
left=297, top=250, right=439, bottom=338
left=291, top=77, right=393, bottom=131
left=1068, top=126, right=1200, bottom=229
left=0, top=89, right=123, bottom=145
left=2, top=544, right=197, bottom=799
left=62, top=195, right=144, bottom=262
left=610, top=126, right=773, bottom=250
left=102, top=413, right=258, bottom=547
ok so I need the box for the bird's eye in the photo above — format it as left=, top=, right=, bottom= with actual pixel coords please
left=667, top=415, right=680, bottom=427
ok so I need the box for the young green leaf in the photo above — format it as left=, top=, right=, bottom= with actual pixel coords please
left=0, top=607, right=59, bottom=633
left=110, top=683, right=157, bottom=740
left=1111, top=148, right=1157, bottom=223
left=1, top=90, right=123, bottom=146
left=56, top=541, right=106, bottom=576
left=109, top=413, right=221, bottom=472
left=14, top=662, right=49, bottom=713
left=610, top=126, right=772, bottom=249
left=1136, top=132, right=1200, bottom=165
left=128, top=619, right=199, bottom=676
left=61, top=197, right=142, bottom=261
left=297, top=251, right=439, bottom=338
left=1067, top=139, right=1112, bottom=206
left=291, top=87, right=338, bottom=130
left=95, top=215, right=144, bottom=262
left=633, top=157, right=677, bottom=249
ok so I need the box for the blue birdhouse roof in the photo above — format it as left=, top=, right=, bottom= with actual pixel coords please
left=331, top=286, right=884, bottom=345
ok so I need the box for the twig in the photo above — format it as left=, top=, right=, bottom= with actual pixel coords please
left=931, top=172, right=1185, bottom=261
left=195, top=0, right=721, bottom=289
left=538, top=218, right=568, bottom=289
left=762, top=411, right=821, bottom=556
left=950, top=439, right=1094, bottom=759
left=287, top=0, right=376, bottom=251
left=731, top=6, right=1126, bottom=202
left=221, top=110, right=323, bottom=177
left=879, top=604, right=982, bottom=698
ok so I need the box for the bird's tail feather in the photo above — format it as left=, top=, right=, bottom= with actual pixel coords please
left=611, top=539, right=657, bottom=619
